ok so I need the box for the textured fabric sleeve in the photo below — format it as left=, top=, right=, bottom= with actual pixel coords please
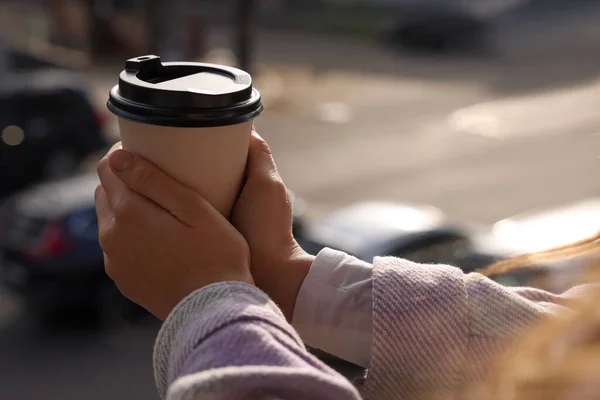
left=292, top=248, right=373, bottom=367
left=362, top=256, right=591, bottom=400
left=153, top=281, right=362, bottom=400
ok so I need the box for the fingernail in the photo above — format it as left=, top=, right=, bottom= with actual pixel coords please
left=109, top=150, right=133, bottom=171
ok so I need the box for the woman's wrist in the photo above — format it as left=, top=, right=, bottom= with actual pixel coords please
left=252, top=247, right=314, bottom=322
left=280, top=251, right=315, bottom=322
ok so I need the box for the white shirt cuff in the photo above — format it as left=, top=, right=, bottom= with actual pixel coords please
left=292, top=248, right=373, bottom=368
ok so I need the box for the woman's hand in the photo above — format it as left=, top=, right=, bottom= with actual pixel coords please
left=95, top=143, right=252, bottom=320
left=232, top=131, right=315, bottom=322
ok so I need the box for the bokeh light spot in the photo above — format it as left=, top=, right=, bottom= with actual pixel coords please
left=1, top=125, right=25, bottom=146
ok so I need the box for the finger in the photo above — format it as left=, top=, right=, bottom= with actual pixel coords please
left=108, top=141, right=123, bottom=154
left=99, top=141, right=123, bottom=165
left=97, top=150, right=128, bottom=210
left=96, top=142, right=123, bottom=204
left=102, top=256, right=120, bottom=289
left=246, top=131, right=281, bottom=184
left=98, top=147, right=161, bottom=215
left=95, top=184, right=114, bottom=231
left=107, top=149, right=207, bottom=226
left=98, top=153, right=173, bottom=224
left=95, top=185, right=114, bottom=251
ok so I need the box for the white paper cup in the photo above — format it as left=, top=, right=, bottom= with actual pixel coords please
left=118, top=118, right=251, bottom=217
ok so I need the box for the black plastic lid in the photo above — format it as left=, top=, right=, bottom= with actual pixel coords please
left=107, top=55, right=263, bottom=127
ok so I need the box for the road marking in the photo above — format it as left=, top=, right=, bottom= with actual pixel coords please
left=448, top=81, right=600, bottom=138
left=448, top=107, right=503, bottom=138
left=315, top=101, right=352, bottom=124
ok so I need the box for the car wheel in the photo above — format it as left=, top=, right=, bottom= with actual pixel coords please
left=95, top=281, right=136, bottom=326
left=97, top=280, right=150, bottom=325
left=31, top=283, right=118, bottom=330
left=34, top=298, right=103, bottom=330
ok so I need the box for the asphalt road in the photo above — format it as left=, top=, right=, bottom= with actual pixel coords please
left=2, top=6, right=600, bottom=399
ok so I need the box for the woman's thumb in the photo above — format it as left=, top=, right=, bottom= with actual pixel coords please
left=246, top=131, right=279, bottom=181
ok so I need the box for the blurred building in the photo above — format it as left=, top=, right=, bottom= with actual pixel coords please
left=0, top=0, right=209, bottom=64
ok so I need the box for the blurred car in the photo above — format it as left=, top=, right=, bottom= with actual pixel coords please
left=378, top=0, right=529, bottom=53
left=0, top=68, right=108, bottom=199
left=383, top=6, right=488, bottom=53
left=0, top=173, right=139, bottom=325
left=299, top=201, right=473, bottom=265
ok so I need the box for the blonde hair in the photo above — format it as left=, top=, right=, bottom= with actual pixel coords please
left=478, top=234, right=600, bottom=400
left=480, top=231, right=600, bottom=277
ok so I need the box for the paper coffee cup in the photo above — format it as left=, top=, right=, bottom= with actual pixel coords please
left=107, top=55, right=263, bottom=217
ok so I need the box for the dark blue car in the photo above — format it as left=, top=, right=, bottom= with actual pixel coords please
left=0, top=173, right=138, bottom=325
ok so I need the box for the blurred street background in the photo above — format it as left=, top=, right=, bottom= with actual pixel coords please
left=1, top=0, right=599, bottom=399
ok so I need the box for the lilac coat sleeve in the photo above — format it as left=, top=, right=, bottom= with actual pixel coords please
left=153, top=256, right=593, bottom=400
left=362, top=256, right=593, bottom=400
left=153, top=282, right=361, bottom=400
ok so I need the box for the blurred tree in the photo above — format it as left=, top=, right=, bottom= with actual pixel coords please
left=183, top=11, right=208, bottom=61
left=145, top=0, right=164, bottom=55
left=47, top=0, right=89, bottom=50
left=235, top=0, right=257, bottom=73
left=86, top=0, right=133, bottom=59
left=146, top=0, right=206, bottom=61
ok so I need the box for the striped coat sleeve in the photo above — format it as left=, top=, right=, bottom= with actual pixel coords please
left=153, top=282, right=362, bottom=400
left=361, top=256, right=586, bottom=400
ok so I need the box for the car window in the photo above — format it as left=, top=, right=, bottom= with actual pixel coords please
left=25, top=90, right=94, bottom=122
left=0, top=94, right=19, bottom=127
